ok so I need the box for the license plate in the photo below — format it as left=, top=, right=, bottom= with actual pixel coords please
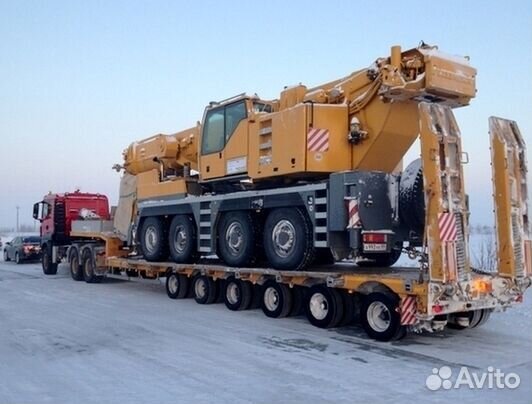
left=363, top=243, right=387, bottom=252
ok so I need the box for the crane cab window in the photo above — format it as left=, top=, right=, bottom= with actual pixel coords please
left=202, top=100, right=247, bottom=155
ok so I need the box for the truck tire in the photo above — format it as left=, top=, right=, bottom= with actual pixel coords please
left=82, top=248, right=103, bottom=284
left=3, top=249, right=10, bottom=262
left=261, top=280, right=292, bottom=318
left=360, top=292, right=405, bottom=341
left=263, top=208, right=314, bottom=271
left=305, top=285, right=344, bottom=328
left=69, top=247, right=83, bottom=281
left=168, top=215, right=197, bottom=264
left=193, top=275, right=218, bottom=304
left=42, top=244, right=58, bottom=275
left=166, top=272, right=190, bottom=299
left=218, top=211, right=257, bottom=267
left=223, top=276, right=252, bottom=311
left=139, top=217, right=168, bottom=262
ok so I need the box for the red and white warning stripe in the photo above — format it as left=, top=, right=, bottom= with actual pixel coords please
left=400, top=295, right=417, bottom=325
left=438, top=212, right=457, bottom=242
left=307, top=128, right=330, bottom=152
left=346, top=199, right=361, bottom=228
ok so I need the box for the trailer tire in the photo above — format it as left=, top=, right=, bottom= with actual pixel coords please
left=263, top=208, right=314, bottom=271
left=289, top=286, right=305, bottom=316
left=249, top=284, right=262, bottom=309
left=166, top=272, right=189, bottom=299
left=261, top=280, right=292, bottom=318
left=42, top=244, right=58, bottom=275
left=223, top=277, right=252, bottom=311
left=338, top=290, right=356, bottom=326
left=193, top=275, right=218, bottom=304
left=69, top=247, right=83, bottom=281
left=305, top=285, right=344, bottom=328
left=360, top=292, right=404, bottom=341
left=82, top=248, right=103, bottom=284
left=218, top=211, right=257, bottom=267
left=139, top=217, right=168, bottom=262
left=168, top=215, right=197, bottom=264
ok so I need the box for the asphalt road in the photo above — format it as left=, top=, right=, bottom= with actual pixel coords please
left=0, top=258, right=530, bottom=404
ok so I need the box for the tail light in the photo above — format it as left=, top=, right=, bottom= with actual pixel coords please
left=363, top=233, right=388, bottom=243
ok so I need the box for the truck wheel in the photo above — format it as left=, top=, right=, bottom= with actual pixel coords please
left=223, top=276, right=252, bottom=311
left=261, top=280, right=292, bottom=318
left=305, top=285, right=344, bottom=328
left=218, top=211, right=257, bottom=267
left=193, top=275, right=218, bottom=304
left=169, top=215, right=197, bottom=263
left=69, top=248, right=83, bottom=281
left=140, top=217, right=168, bottom=262
left=42, top=244, right=58, bottom=275
left=3, top=249, right=10, bottom=262
left=360, top=292, right=405, bottom=341
left=15, top=252, right=22, bottom=264
left=82, top=248, right=103, bottom=284
left=166, top=272, right=189, bottom=299
left=263, top=208, right=314, bottom=271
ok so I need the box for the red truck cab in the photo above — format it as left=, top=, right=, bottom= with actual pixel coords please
left=33, top=191, right=110, bottom=274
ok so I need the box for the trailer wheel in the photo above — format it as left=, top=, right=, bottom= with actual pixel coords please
left=263, top=208, right=314, bottom=271
left=289, top=286, right=305, bottom=316
left=338, top=290, right=356, bottom=326
left=218, top=211, right=257, bottom=267
left=261, top=280, right=292, bottom=318
left=166, top=272, right=189, bottom=299
left=69, top=248, right=83, bottom=281
left=360, top=293, right=404, bottom=341
left=139, top=217, right=168, bottom=262
left=249, top=284, right=262, bottom=309
left=193, top=275, right=218, bottom=304
left=168, top=215, right=197, bottom=263
left=82, top=248, right=103, bottom=284
left=223, top=276, right=252, bottom=311
left=42, top=244, right=58, bottom=275
left=305, top=285, right=344, bottom=328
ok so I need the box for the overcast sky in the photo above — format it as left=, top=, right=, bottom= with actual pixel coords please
left=0, top=0, right=530, bottom=230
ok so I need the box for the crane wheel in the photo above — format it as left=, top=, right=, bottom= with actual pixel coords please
left=305, top=285, right=344, bottom=328
left=218, top=211, right=257, bottom=267
left=192, top=275, right=218, bottom=304
left=223, top=276, right=252, bottom=311
left=42, top=244, right=58, bottom=275
left=166, top=272, right=190, bottom=299
left=263, top=208, right=314, bottom=271
left=168, top=215, right=197, bottom=263
left=69, top=247, right=83, bottom=281
left=261, top=280, right=292, bottom=318
left=360, top=292, right=405, bottom=341
left=81, top=248, right=103, bottom=284
left=139, top=217, right=168, bottom=262
left=399, top=159, right=425, bottom=234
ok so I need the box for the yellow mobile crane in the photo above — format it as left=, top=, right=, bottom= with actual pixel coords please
left=34, top=43, right=530, bottom=341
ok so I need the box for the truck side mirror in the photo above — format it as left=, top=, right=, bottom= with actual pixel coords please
left=32, top=203, right=40, bottom=220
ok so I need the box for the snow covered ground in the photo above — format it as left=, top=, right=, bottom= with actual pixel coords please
left=0, top=256, right=530, bottom=404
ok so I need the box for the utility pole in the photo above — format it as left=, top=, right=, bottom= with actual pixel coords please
left=16, top=206, right=19, bottom=233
